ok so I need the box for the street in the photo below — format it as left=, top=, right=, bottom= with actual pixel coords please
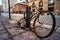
left=0, top=13, right=60, bottom=40
left=0, top=14, right=40, bottom=40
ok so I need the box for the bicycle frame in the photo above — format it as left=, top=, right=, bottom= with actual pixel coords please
left=24, top=12, right=38, bottom=20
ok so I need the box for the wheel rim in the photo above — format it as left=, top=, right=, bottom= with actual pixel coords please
left=33, top=11, right=56, bottom=38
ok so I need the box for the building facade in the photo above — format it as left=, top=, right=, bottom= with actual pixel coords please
left=54, top=0, right=60, bottom=11
left=2, top=0, right=60, bottom=13
left=28, top=0, right=55, bottom=12
left=2, top=0, right=18, bottom=12
left=24, top=0, right=60, bottom=12
left=11, top=3, right=28, bottom=14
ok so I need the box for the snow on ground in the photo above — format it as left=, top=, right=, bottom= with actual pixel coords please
left=1, top=13, right=60, bottom=26
left=1, top=13, right=24, bottom=24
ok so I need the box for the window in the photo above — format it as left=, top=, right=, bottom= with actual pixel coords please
left=39, top=0, right=43, bottom=10
left=39, top=8, right=43, bottom=10
left=32, top=3, right=35, bottom=8
left=39, top=0, right=43, bottom=7
left=32, top=9, right=35, bottom=12
left=48, top=7, right=54, bottom=11
left=48, top=0, right=55, bottom=6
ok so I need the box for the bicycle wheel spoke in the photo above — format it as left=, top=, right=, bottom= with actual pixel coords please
left=33, top=11, right=56, bottom=38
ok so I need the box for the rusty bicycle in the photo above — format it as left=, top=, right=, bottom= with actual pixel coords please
left=16, top=7, right=56, bottom=38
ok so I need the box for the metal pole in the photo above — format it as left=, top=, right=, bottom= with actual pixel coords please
left=26, top=6, right=31, bottom=28
left=8, top=0, right=11, bottom=19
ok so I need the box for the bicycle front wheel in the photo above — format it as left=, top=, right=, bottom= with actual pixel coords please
left=33, top=11, right=56, bottom=38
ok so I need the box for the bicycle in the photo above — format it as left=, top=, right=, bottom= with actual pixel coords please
left=16, top=11, right=38, bottom=29
left=16, top=7, right=56, bottom=38
left=33, top=10, right=56, bottom=38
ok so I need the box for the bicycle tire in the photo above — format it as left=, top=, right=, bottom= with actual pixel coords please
left=19, top=18, right=35, bottom=29
left=33, top=11, right=56, bottom=38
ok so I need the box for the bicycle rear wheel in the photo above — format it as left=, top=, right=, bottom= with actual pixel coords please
left=17, top=18, right=26, bottom=28
left=33, top=11, right=56, bottom=38
left=17, top=18, right=34, bottom=30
